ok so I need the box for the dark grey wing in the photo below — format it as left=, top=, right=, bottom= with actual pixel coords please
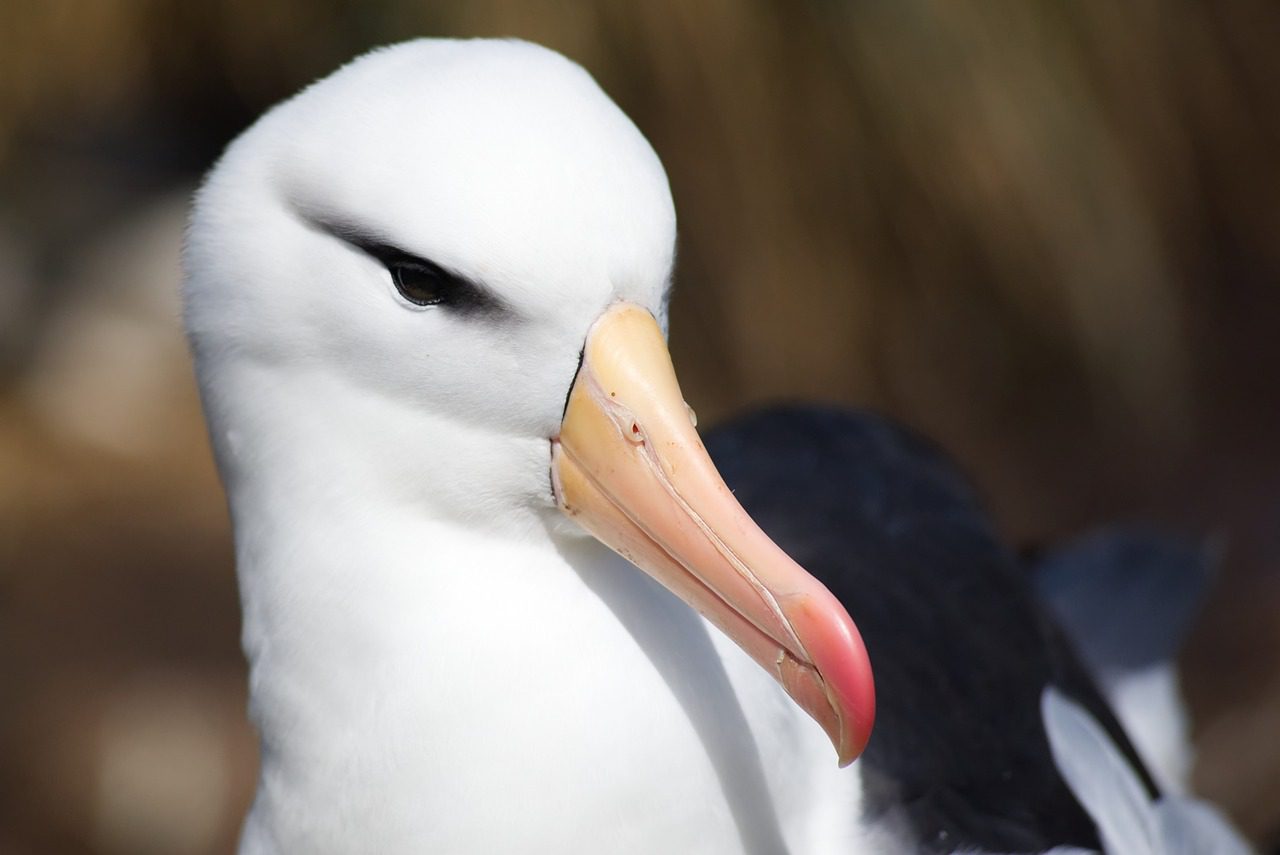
left=1031, top=528, right=1214, bottom=677
left=705, top=405, right=1158, bottom=854
left=1030, top=528, right=1215, bottom=796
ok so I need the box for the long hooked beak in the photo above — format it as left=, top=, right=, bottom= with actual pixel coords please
left=551, top=303, right=875, bottom=765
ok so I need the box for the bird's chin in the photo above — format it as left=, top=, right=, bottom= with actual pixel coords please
left=543, top=497, right=600, bottom=541
left=548, top=302, right=876, bottom=766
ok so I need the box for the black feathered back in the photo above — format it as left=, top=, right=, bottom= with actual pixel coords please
left=705, top=405, right=1158, bottom=853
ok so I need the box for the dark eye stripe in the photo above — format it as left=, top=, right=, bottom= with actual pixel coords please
left=296, top=209, right=506, bottom=316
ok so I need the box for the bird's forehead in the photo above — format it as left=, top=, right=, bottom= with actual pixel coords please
left=273, top=40, right=675, bottom=303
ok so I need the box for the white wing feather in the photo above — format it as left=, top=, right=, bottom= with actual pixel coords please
left=1153, top=796, right=1252, bottom=855
left=1039, top=687, right=1254, bottom=855
left=1041, top=686, right=1157, bottom=855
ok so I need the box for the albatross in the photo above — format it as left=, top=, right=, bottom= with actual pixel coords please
left=184, top=38, right=1247, bottom=854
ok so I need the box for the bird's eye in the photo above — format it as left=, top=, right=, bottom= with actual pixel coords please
left=305, top=215, right=501, bottom=313
left=390, top=261, right=453, bottom=307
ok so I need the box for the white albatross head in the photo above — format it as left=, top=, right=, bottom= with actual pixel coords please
left=184, top=38, right=874, bottom=765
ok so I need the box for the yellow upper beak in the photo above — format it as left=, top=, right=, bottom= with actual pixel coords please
left=551, top=302, right=875, bottom=765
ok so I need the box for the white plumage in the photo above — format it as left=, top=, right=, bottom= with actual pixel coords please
left=185, top=39, right=889, bottom=855
left=185, top=37, right=1250, bottom=855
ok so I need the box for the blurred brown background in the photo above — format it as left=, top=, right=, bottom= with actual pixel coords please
left=2, top=2, right=1279, bottom=852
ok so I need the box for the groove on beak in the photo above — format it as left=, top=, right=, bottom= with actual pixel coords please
left=551, top=302, right=875, bottom=765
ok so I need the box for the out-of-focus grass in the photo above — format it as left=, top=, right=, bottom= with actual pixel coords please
left=2, top=2, right=1278, bottom=852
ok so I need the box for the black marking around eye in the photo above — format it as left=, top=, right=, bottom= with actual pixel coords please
left=297, top=209, right=506, bottom=316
